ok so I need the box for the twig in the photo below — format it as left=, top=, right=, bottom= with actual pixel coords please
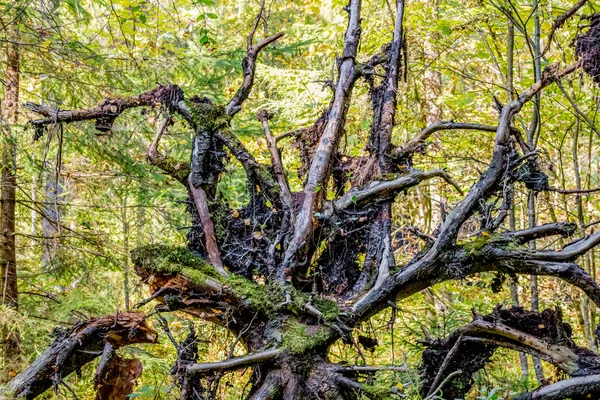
left=225, top=1, right=283, bottom=116
left=542, top=0, right=588, bottom=56
left=423, top=370, right=463, bottom=400
left=548, top=186, right=600, bottom=194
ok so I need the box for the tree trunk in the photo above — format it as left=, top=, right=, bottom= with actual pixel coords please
left=0, top=18, right=21, bottom=381
left=122, top=192, right=130, bottom=311
left=41, top=161, right=63, bottom=270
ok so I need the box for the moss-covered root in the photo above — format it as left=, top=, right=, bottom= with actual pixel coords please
left=130, top=244, right=224, bottom=291
left=282, top=320, right=331, bottom=354
left=131, top=244, right=280, bottom=313
left=131, top=245, right=219, bottom=277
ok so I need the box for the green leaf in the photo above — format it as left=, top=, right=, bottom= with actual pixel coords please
left=139, top=14, right=147, bottom=24
left=207, top=12, right=218, bottom=19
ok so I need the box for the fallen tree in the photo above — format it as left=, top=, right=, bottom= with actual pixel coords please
left=3, top=0, right=600, bottom=398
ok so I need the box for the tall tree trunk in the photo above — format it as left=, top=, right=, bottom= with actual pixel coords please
left=41, top=161, right=63, bottom=270
left=122, top=193, right=130, bottom=311
left=573, top=117, right=596, bottom=350
left=528, top=0, right=544, bottom=383
left=506, top=15, right=529, bottom=382
left=0, top=19, right=21, bottom=380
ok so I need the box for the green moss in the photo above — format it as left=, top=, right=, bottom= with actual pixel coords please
left=362, top=384, right=394, bottom=400
left=362, top=384, right=391, bottom=399
left=185, top=101, right=230, bottom=131
left=131, top=246, right=339, bottom=320
left=362, top=371, right=401, bottom=400
left=153, top=155, right=189, bottom=183
left=130, top=244, right=221, bottom=281
left=312, top=297, right=340, bottom=321
left=459, top=233, right=493, bottom=256
left=224, top=275, right=280, bottom=314
left=282, top=320, right=330, bottom=354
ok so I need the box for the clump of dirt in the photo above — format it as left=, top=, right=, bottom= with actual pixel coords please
left=515, top=158, right=549, bottom=192
left=358, top=335, right=378, bottom=352
left=420, top=331, right=495, bottom=399
left=482, top=307, right=573, bottom=345
left=576, top=14, right=600, bottom=85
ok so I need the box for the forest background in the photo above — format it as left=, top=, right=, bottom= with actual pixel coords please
left=1, top=0, right=600, bottom=398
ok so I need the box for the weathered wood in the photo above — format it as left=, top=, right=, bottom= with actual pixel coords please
left=16, top=4, right=600, bottom=400
left=1, top=313, right=156, bottom=399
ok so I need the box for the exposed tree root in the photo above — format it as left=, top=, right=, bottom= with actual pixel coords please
left=420, top=306, right=600, bottom=399
left=1, top=312, right=156, bottom=399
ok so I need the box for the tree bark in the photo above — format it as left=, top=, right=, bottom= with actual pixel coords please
left=0, top=17, right=21, bottom=380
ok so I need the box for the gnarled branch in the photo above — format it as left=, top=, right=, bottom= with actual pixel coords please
left=334, top=169, right=462, bottom=210
left=225, top=1, right=283, bottom=117
left=514, top=374, right=600, bottom=400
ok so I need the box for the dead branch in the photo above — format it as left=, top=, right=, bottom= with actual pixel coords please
left=257, top=110, right=294, bottom=214
left=372, top=0, right=405, bottom=172
left=426, top=335, right=464, bottom=397
left=188, top=177, right=227, bottom=276
left=187, top=348, right=282, bottom=375
left=216, top=129, right=278, bottom=202
left=504, top=222, right=577, bottom=243
left=225, top=1, right=283, bottom=117
left=460, top=319, right=582, bottom=375
left=332, top=364, right=407, bottom=373
left=351, top=62, right=581, bottom=319
left=334, top=169, right=462, bottom=210
left=548, top=186, right=600, bottom=194
left=419, top=307, right=600, bottom=398
left=393, top=121, right=498, bottom=161
left=542, top=0, right=589, bottom=56
left=514, top=374, right=600, bottom=400
left=147, top=112, right=189, bottom=184
left=528, top=229, right=600, bottom=262
left=24, top=85, right=185, bottom=133
left=423, top=370, right=463, bottom=400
